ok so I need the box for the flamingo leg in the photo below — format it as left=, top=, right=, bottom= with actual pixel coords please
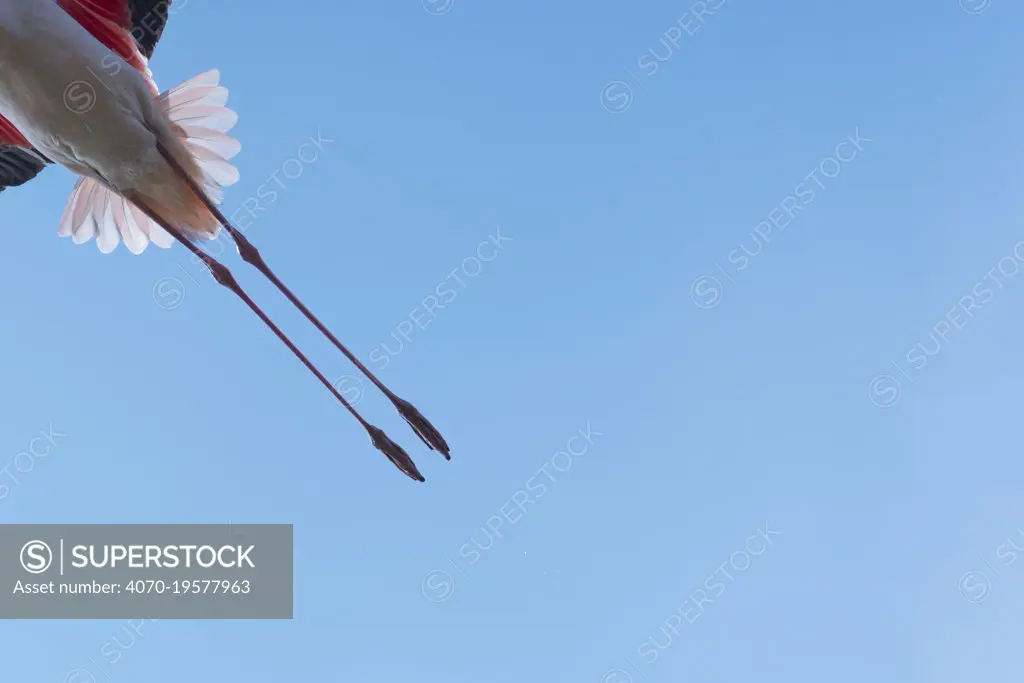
left=154, top=141, right=451, bottom=460
left=125, top=190, right=426, bottom=483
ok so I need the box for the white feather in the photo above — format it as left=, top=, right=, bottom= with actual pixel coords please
left=58, top=70, right=241, bottom=254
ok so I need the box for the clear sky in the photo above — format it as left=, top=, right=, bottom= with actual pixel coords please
left=2, top=0, right=1024, bottom=680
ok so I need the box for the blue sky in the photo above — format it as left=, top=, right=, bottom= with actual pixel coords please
left=3, top=0, right=1024, bottom=680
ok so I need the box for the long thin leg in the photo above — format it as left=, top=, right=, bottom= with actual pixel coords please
left=154, top=142, right=451, bottom=460
left=126, top=191, right=425, bottom=483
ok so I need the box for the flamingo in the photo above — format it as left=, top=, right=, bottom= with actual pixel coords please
left=0, top=0, right=450, bottom=482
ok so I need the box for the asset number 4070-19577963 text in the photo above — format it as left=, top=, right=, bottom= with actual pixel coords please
left=125, top=580, right=251, bottom=594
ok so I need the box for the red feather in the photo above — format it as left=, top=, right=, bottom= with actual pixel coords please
left=64, top=0, right=130, bottom=27
left=0, top=115, right=31, bottom=148
left=56, top=0, right=150, bottom=80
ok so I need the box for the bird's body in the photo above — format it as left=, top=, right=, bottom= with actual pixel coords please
left=0, top=0, right=451, bottom=481
left=0, top=0, right=238, bottom=252
left=0, top=0, right=156, bottom=181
